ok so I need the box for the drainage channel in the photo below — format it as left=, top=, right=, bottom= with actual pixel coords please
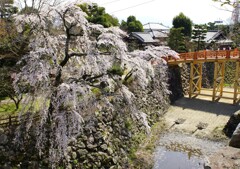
left=153, top=119, right=214, bottom=169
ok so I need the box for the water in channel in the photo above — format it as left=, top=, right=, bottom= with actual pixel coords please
left=153, top=147, right=204, bottom=169
left=153, top=132, right=226, bottom=169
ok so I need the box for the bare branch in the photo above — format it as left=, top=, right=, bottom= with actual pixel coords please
left=69, top=52, right=87, bottom=58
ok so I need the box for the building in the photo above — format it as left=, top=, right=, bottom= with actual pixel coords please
left=204, top=30, right=233, bottom=50
left=129, top=22, right=170, bottom=47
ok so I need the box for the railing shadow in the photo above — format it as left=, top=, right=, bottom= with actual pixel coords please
left=172, top=97, right=240, bottom=116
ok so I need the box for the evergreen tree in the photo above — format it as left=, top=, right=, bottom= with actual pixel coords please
left=120, top=15, right=143, bottom=33
left=192, top=24, right=207, bottom=51
left=231, top=23, right=240, bottom=48
left=79, top=3, right=119, bottom=28
left=172, top=12, right=192, bottom=37
left=207, top=22, right=218, bottom=31
left=168, top=27, right=186, bottom=52
left=0, top=0, right=17, bottom=18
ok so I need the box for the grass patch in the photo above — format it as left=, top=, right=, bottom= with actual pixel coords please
left=210, top=126, right=228, bottom=141
left=0, top=101, right=19, bottom=117
left=224, top=83, right=234, bottom=88
left=0, top=96, right=47, bottom=118
left=129, top=118, right=167, bottom=169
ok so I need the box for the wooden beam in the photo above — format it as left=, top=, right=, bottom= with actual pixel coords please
left=189, top=62, right=202, bottom=98
left=234, top=62, right=240, bottom=104
left=212, top=61, right=225, bottom=102
left=189, top=62, right=194, bottom=98
left=199, top=63, right=203, bottom=94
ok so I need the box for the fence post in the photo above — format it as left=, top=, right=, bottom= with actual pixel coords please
left=226, top=50, right=230, bottom=59
left=194, top=51, right=197, bottom=60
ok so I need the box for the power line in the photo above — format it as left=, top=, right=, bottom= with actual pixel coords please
left=110, top=0, right=156, bottom=14
left=143, top=22, right=170, bottom=29
left=100, top=0, right=121, bottom=5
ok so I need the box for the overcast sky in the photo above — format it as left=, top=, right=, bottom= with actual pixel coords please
left=91, top=0, right=233, bottom=27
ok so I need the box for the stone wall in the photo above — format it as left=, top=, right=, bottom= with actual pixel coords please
left=202, top=62, right=214, bottom=88
left=168, top=63, right=189, bottom=102
left=225, top=62, right=236, bottom=86
left=224, top=110, right=240, bottom=138
left=224, top=110, right=240, bottom=148
left=63, top=66, right=170, bottom=169
left=0, top=65, right=170, bottom=169
left=168, top=62, right=217, bottom=103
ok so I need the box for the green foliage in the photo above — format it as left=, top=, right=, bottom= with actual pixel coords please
left=78, top=3, right=119, bottom=28
left=19, top=7, right=38, bottom=14
left=219, top=25, right=230, bottom=37
left=128, top=120, right=167, bottom=169
left=107, top=62, right=124, bottom=76
left=0, top=18, right=30, bottom=57
left=57, top=167, right=64, bottom=169
left=124, top=118, right=133, bottom=130
left=192, top=24, right=207, bottom=51
left=0, top=0, right=16, bottom=18
left=168, top=27, right=186, bottom=52
left=1, top=0, right=14, bottom=3
left=120, top=15, right=143, bottom=33
left=207, top=22, right=230, bottom=36
left=231, top=23, right=240, bottom=48
left=123, top=76, right=134, bottom=86
left=172, top=12, right=192, bottom=37
left=91, top=87, right=101, bottom=97
left=73, top=159, right=78, bottom=165
left=0, top=101, right=19, bottom=116
left=128, top=132, right=146, bottom=160
left=0, top=67, right=22, bottom=110
left=207, top=22, right=218, bottom=31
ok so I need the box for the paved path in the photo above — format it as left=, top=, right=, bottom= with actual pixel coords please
left=164, top=95, right=240, bottom=138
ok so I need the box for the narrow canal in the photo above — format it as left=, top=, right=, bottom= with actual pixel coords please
left=153, top=132, right=226, bottom=169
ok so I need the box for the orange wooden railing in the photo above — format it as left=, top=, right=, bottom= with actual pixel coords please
left=168, top=48, right=240, bottom=63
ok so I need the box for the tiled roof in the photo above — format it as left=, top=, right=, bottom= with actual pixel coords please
left=204, top=31, right=221, bottom=42
left=131, top=32, right=159, bottom=43
left=149, top=30, right=168, bottom=38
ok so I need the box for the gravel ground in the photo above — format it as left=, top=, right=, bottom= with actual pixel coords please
left=153, top=95, right=240, bottom=169
left=164, top=96, right=240, bottom=139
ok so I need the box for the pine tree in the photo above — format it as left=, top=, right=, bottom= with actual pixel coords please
left=168, top=27, right=186, bottom=52
left=192, top=24, right=207, bottom=51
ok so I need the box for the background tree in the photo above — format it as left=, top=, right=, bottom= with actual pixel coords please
left=230, top=23, right=240, bottom=47
left=213, top=0, right=240, bottom=6
left=79, top=3, right=119, bottom=28
left=0, top=1, right=71, bottom=114
left=120, top=15, right=143, bottom=33
left=15, top=0, right=63, bottom=12
left=168, top=27, right=186, bottom=52
left=0, top=67, right=22, bottom=110
left=207, top=22, right=218, bottom=30
left=213, top=0, right=240, bottom=48
left=172, top=12, right=192, bottom=37
left=9, top=2, right=178, bottom=167
left=192, top=24, right=208, bottom=51
left=0, top=0, right=16, bottom=18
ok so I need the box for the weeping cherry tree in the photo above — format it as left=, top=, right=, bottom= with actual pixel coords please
left=12, top=0, right=179, bottom=167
